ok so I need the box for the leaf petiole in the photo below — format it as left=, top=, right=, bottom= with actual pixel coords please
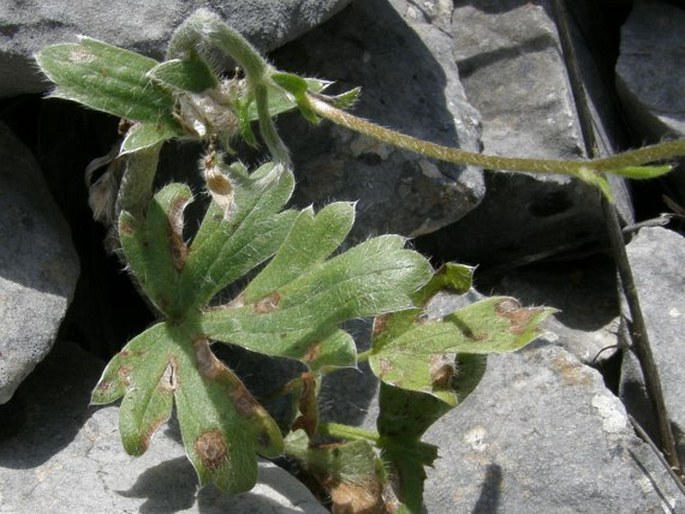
left=317, top=422, right=381, bottom=445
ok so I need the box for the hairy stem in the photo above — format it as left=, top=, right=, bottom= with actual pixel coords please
left=255, top=84, right=291, bottom=166
left=166, top=8, right=267, bottom=79
left=317, top=422, right=381, bottom=444
left=167, top=9, right=290, bottom=165
left=551, top=0, right=683, bottom=478
left=305, top=92, right=684, bottom=177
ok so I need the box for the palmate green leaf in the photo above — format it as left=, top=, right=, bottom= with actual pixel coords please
left=367, top=269, right=552, bottom=512
left=201, top=233, right=432, bottom=367
left=370, top=296, right=554, bottom=400
left=93, top=152, right=433, bottom=493
left=242, top=202, right=355, bottom=301
left=91, top=322, right=283, bottom=493
left=198, top=179, right=430, bottom=371
left=35, top=37, right=180, bottom=132
left=178, top=160, right=298, bottom=311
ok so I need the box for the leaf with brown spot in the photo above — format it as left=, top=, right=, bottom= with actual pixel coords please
left=119, top=183, right=193, bottom=318
left=285, top=430, right=390, bottom=514
left=367, top=273, right=551, bottom=511
left=35, top=37, right=180, bottom=132
left=91, top=324, right=175, bottom=456
left=194, top=430, right=229, bottom=471
left=82, top=119, right=430, bottom=494
left=174, top=335, right=282, bottom=492
left=253, top=292, right=281, bottom=313
left=201, top=232, right=430, bottom=366
left=291, top=372, right=319, bottom=438
left=92, top=322, right=283, bottom=493
left=369, top=296, right=554, bottom=401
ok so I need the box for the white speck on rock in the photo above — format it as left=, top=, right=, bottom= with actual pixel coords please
left=463, top=425, right=488, bottom=452
left=419, top=160, right=442, bottom=178
left=591, top=393, right=627, bottom=434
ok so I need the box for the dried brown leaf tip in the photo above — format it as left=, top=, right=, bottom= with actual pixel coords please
left=372, top=314, right=390, bottom=337
left=329, top=477, right=388, bottom=514
left=292, top=372, right=319, bottom=438
left=202, top=147, right=236, bottom=219
left=495, top=298, right=537, bottom=336
left=429, top=354, right=455, bottom=390
left=166, top=193, right=191, bottom=272
left=303, top=342, right=322, bottom=364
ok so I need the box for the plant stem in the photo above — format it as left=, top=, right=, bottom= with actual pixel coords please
left=551, top=0, right=683, bottom=478
left=356, top=349, right=372, bottom=363
left=605, top=198, right=682, bottom=475
left=255, top=84, right=291, bottom=166
left=305, top=93, right=685, bottom=177
left=317, top=422, right=381, bottom=444
left=166, top=9, right=267, bottom=79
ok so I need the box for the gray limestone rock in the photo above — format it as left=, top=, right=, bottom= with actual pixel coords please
left=272, top=0, right=484, bottom=239
left=423, top=343, right=681, bottom=513
left=417, top=0, right=632, bottom=269
left=321, top=288, right=681, bottom=512
left=0, top=340, right=327, bottom=513
left=616, top=0, right=685, bottom=203
left=0, top=0, right=352, bottom=98
left=620, top=227, right=685, bottom=461
left=0, top=121, right=79, bottom=404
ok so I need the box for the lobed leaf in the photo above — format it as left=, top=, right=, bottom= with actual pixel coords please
left=201, top=234, right=432, bottom=363
left=179, top=161, right=297, bottom=310
left=370, top=297, right=553, bottom=398
left=242, top=202, right=355, bottom=302
left=119, top=183, right=193, bottom=318
left=367, top=274, right=551, bottom=511
left=174, top=337, right=283, bottom=492
left=91, top=322, right=283, bottom=494
left=91, top=323, right=176, bottom=455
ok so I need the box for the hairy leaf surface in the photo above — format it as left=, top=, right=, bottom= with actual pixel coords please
left=91, top=150, right=432, bottom=492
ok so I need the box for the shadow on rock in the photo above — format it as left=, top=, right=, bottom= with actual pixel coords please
left=118, top=456, right=198, bottom=513
left=0, top=339, right=102, bottom=469
left=473, top=463, right=503, bottom=514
